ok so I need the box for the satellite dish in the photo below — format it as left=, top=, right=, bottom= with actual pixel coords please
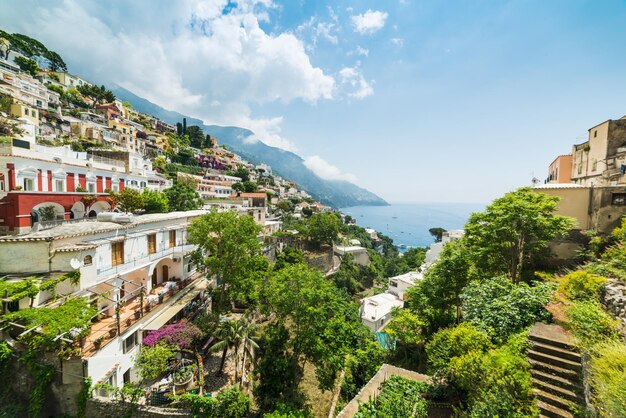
left=70, top=258, right=82, bottom=270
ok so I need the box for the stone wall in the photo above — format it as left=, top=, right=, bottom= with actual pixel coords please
left=305, top=247, right=334, bottom=273
left=603, top=278, right=626, bottom=330
left=86, top=397, right=191, bottom=418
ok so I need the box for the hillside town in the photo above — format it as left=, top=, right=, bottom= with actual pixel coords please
left=1, top=27, right=626, bottom=418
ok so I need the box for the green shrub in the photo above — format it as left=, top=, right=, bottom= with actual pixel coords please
left=450, top=333, right=536, bottom=417
left=559, top=270, right=606, bottom=302
left=566, top=301, right=619, bottom=349
left=462, top=276, right=554, bottom=343
left=354, top=376, right=429, bottom=418
left=425, top=322, right=492, bottom=377
left=589, top=341, right=626, bottom=417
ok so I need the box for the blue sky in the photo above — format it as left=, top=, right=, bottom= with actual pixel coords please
left=2, top=0, right=626, bottom=203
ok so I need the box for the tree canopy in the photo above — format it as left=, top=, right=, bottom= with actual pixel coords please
left=465, top=187, right=574, bottom=283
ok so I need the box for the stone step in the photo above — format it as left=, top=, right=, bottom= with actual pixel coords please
left=528, top=350, right=582, bottom=373
left=529, top=358, right=580, bottom=380
left=537, top=400, right=574, bottom=418
left=529, top=332, right=576, bottom=351
left=531, top=369, right=582, bottom=392
left=531, top=341, right=581, bottom=363
left=534, top=388, right=575, bottom=412
left=531, top=378, right=581, bottom=404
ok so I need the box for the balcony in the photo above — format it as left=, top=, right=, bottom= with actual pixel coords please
left=96, top=245, right=196, bottom=280
left=82, top=271, right=206, bottom=357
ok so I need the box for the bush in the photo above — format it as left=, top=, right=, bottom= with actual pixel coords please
left=558, top=270, right=606, bottom=302
left=462, top=276, right=554, bottom=343
left=566, top=301, right=619, bottom=349
left=354, top=376, right=429, bottom=418
left=341, top=339, right=387, bottom=401
left=589, top=341, right=626, bottom=417
left=425, top=322, right=492, bottom=377
left=450, top=333, right=536, bottom=417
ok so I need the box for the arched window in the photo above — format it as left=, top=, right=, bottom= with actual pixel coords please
left=83, top=255, right=93, bottom=265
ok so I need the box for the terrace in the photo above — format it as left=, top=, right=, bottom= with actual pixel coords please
left=82, top=271, right=207, bottom=357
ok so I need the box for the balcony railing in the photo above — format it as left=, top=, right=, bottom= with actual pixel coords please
left=96, top=244, right=196, bottom=278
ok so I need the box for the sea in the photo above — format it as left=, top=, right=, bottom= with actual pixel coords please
left=340, top=202, right=487, bottom=251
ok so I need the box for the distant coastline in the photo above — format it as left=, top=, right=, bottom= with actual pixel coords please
left=341, top=202, right=486, bottom=249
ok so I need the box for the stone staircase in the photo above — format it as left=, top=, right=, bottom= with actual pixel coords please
left=528, top=323, right=585, bottom=418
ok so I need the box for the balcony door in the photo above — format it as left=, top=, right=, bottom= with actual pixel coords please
left=151, top=269, right=157, bottom=288
left=162, top=265, right=169, bottom=282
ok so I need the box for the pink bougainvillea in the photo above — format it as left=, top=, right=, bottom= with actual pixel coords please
left=143, top=319, right=203, bottom=348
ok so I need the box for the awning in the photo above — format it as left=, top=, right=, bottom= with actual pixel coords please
left=142, top=279, right=208, bottom=331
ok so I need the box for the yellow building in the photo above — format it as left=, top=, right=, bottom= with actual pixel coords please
left=9, top=102, right=39, bottom=127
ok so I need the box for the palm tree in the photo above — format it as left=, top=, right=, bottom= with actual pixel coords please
left=236, top=320, right=259, bottom=388
left=209, top=320, right=239, bottom=375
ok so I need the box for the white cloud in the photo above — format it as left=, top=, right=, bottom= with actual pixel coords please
left=391, top=38, right=404, bottom=47
left=351, top=9, right=388, bottom=34
left=339, top=65, right=374, bottom=99
left=297, top=17, right=339, bottom=50
left=303, top=155, right=357, bottom=182
left=1, top=0, right=335, bottom=150
left=353, top=46, right=369, bottom=57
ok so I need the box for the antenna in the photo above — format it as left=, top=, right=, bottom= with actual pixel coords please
left=70, top=258, right=82, bottom=270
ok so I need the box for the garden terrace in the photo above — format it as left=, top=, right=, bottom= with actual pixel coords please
left=82, top=271, right=206, bottom=357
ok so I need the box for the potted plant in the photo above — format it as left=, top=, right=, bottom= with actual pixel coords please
left=134, top=310, right=141, bottom=319
left=108, top=328, right=117, bottom=338
left=126, top=317, right=132, bottom=327
left=173, top=365, right=196, bottom=390
left=94, top=336, right=104, bottom=349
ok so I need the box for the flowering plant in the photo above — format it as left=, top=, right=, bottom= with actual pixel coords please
left=143, top=319, right=202, bottom=348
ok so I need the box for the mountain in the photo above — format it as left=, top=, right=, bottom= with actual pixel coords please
left=111, top=86, right=388, bottom=208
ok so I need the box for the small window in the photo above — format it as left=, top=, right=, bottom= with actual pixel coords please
left=55, top=179, right=64, bottom=192
left=83, top=255, right=93, bottom=266
left=23, top=178, right=34, bottom=191
left=24, top=108, right=29, bottom=116
left=594, top=130, right=597, bottom=138
left=612, top=193, right=626, bottom=206
left=88, top=183, right=96, bottom=193
left=123, top=332, right=137, bottom=354
left=112, top=241, right=125, bottom=266
left=390, top=281, right=398, bottom=287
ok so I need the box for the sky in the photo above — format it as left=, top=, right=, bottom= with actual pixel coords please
left=2, top=0, right=626, bottom=203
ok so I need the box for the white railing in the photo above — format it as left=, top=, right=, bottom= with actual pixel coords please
left=95, top=244, right=196, bottom=278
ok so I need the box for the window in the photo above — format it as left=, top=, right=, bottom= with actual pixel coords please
left=594, top=130, right=597, bottom=138
left=23, top=178, right=34, bottom=191
left=123, top=332, right=137, bottom=354
left=0, top=180, right=4, bottom=191
left=612, top=193, right=626, bottom=206
left=390, top=281, right=398, bottom=287
left=55, top=179, right=64, bottom=192
left=87, top=183, right=96, bottom=193
left=148, top=234, right=157, bottom=254
left=169, top=230, right=176, bottom=248
left=592, top=160, right=598, bottom=171
left=83, top=255, right=93, bottom=266
left=578, top=164, right=582, bottom=175
left=24, top=108, right=29, bottom=116
left=112, top=241, right=125, bottom=266
left=123, top=369, right=131, bottom=384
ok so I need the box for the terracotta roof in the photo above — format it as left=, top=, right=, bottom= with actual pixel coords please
left=240, top=193, right=267, bottom=198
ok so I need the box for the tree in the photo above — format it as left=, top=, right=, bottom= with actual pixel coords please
left=210, top=319, right=242, bottom=375
left=14, top=56, right=38, bottom=76
left=164, top=182, right=202, bottom=212
left=242, top=181, right=258, bottom=193
left=429, top=227, right=447, bottom=242
left=386, top=308, right=425, bottom=364
left=114, top=188, right=144, bottom=213
left=465, top=187, right=574, bottom=283
left=273, top=247, right=306, bottom=271
left=77, top=84, right=115, bottom=108
left=44, top=50, right=67, bottom=72
left=228, top=166, right=250, bottom=182
left=402, top=247, right=427, bottom=270
left=188, top=211, right=265, bottom=316
left=276, top=200, right=294, bottom=213
left=186, top=125, right=206, bottom=148
left=307, top=212, right=341, bottom=248
left=420, top=240, right=472, bottom=324
left=254, top=324, right=304, bottom=411
left=152, top=156, right=167, bottom=173
left=142, top=189, right=169, bottom=213
left=341, top=339, right=387, bottom=401
left=262, top=264, right=367, bottom=390
left=232, top=182, right=244, bottom=193
left=134, top=343, right=176, bottom=382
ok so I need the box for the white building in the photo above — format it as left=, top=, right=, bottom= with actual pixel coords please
left=334, top=245, right=371, bottom=266
left=388, top=271, right=423, bottom=301
left=360, top=293, right=404, bottom=332
left=0, top=210, right=209, bottom=389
